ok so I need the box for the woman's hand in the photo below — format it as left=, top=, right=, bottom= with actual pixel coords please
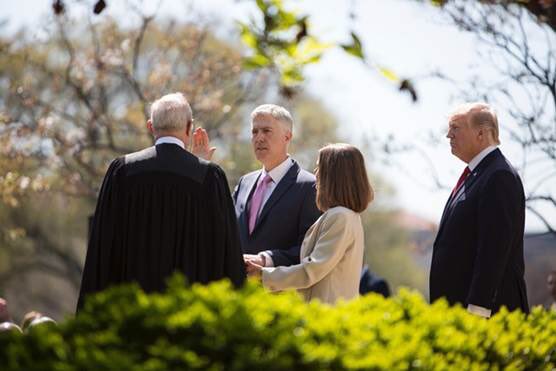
left=245, top=260, right=263, bottom=279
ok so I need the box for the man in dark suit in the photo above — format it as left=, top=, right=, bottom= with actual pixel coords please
left=359, top=265, right=391, bottom=297
left=430, top=102, right=529, bottom=317
left=235, top=104, right=321, bottom=269
left=77, top=93, right=245, bottom=311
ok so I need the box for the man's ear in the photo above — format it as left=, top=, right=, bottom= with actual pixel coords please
left=477, top=127, right=486, bottom=142
left=285, top=130, right=293, bottom=143
left=147, top=120, right=154, bottom=134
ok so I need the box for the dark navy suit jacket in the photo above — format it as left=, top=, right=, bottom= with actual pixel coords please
left=232, top=159, right=321, bottom=266
left=359, top=266, right=391, bottom=297
left=430, top=148, right=529, bottom=314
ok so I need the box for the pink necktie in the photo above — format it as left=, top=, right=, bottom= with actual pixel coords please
left=451, top=167, right=470, bottom=197
left=248, top=174, right=273, bottom=234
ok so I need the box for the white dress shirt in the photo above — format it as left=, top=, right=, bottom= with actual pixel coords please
left=468, top=145, right=497, bottom=172
left=258, top=156, right=294, bottom=211
left=256, top=156, right=294, bottom=267
left=466, top=145, right=498, bottom=318
left=155, top=136, right=185, bottom=149
left=449, top=145, right=498, bottom=209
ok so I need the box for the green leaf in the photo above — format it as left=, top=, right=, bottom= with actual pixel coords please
left=238, top=22, right=259, bottom=49
left=274, top=9, right=298, bottom=30
left=430, top=0, right=446, bottom=6
left=378, top=67, right=399, bottom=82
left=255, top=0, right=268, bottom=12
left=242, top=54, right=271, bottom=70
left=281, top=66, right=304, bottom=85
left=304, top=54, right=322, bottom=64
left=340, top=32, right=365, bottom=60
left=296, top=37, right=331, bottom=64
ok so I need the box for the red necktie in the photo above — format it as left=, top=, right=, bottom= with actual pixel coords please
left=451, top=167, right=470, bottom=197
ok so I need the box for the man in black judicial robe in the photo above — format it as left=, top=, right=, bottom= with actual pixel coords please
left=77, top=93, right=245, bottom=311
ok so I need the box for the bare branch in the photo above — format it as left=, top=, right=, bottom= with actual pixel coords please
left=526, top=204, right=556, bottom=235
left=133, top=15, right=154, bottom=76
left=527, top=195, right=556, bottom=208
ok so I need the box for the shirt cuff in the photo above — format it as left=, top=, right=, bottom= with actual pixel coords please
left=467, top=304, right=491, bottom=318
left=259, top=251, right=275, bottom=267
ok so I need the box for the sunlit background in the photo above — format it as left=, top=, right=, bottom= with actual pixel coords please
left=1, top=0, right=554, bottom=320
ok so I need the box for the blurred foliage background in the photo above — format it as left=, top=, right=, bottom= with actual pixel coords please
left=2, top=0, right=555, bottom=321
left=0, top=1, right=426, bottom=321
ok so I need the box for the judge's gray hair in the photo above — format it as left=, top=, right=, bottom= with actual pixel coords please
left=251, top=104, right=293, bottom=133
left=150, top=93, right=193, bottom=132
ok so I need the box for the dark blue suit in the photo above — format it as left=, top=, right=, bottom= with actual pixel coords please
left=233, top=159, right=321, bottom=266
left=359, top=266, right=391, bottom=297
left=430, top=149, right=529, bottom=314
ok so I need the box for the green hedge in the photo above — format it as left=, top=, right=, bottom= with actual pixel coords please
left=1, top=275, right=555, bottom=370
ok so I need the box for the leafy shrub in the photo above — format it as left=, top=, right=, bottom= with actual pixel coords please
left=1, top=275, right=554, bottom=370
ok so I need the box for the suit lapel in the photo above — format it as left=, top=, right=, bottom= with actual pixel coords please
left=437, top=149, right=501, bottom=235
left=253, top=161, right=300, bottom=232
left=450, top=149, right=500, bottom=208
left=437, top=194, right=454, bottom=234
left=439, top=171, right=478, bottom=228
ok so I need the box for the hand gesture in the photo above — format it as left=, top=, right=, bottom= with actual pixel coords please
left=191, top=127, right=216, bottom=161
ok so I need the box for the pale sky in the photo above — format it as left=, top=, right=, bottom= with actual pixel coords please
left=2, top=0, right=554, bottom=232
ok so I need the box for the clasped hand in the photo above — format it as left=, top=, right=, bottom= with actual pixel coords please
left=243, top=254, right=263, bottom=278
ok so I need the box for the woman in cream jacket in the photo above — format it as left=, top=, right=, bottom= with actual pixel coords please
left=247, top=143, right=374, bottom=304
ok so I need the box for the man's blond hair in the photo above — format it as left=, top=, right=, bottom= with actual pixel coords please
left=450, top=102, right=500, bottom=145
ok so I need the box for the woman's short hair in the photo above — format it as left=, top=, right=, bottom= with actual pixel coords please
left=150, top=92, right=193, bottom=133
left=316, top=143, right=374, bottom=213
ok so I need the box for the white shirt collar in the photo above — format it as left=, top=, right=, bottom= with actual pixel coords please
left=155, top=136, right=185, bottom=149
left=468, top=145, right=497, bottom=171
left=261, top=156, right=293, bottom=184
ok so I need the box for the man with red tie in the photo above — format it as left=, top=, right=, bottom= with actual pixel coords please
left=430, top=102, right=529, bottom=317
left=233, top=104, right=321, bottom=269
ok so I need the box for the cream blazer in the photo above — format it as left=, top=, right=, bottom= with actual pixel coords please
left=261, top=206, right=364, bottom=304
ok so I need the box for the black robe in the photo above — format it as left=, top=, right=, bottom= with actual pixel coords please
left=77, top=143, right=245, bottom=311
